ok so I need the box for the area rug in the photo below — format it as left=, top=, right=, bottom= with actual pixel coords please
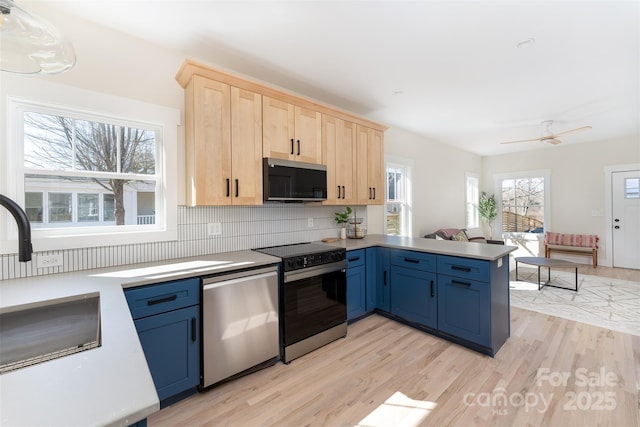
left=509, top=268, right=640, bottom=336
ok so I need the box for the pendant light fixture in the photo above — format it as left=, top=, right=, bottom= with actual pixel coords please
left=0, top=0, right=76, bottom=74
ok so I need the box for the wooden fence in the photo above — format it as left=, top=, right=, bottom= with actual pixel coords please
left=502, top=211, right=543, bottom=232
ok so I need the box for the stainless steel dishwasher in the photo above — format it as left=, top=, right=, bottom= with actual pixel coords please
left=201, top=266, right=279, bottom=388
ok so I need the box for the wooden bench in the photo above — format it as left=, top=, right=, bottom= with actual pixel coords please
left=544, top=232, right=599, bottom=268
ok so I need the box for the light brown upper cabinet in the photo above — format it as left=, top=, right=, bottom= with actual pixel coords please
left=356, top=125, right=385, bottom=205
left=263, top=96, right=322, bottom=164
left=183, top=75, right=262, bottom=206
left=322, top=115, right=357, bottom=205
left=176, top=59, right=388, bottom=206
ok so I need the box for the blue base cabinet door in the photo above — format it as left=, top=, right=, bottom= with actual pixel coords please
left=125, top=278, right=201, bottom=405
left=347, top=250, right=366, bottom=320
left=437, top=275, right=490, bottom=346
left=366, top=247, right=389, bottom=312
left=390, top=266, right=437, bottom=328
left=134, top=305, right=200, bottom=402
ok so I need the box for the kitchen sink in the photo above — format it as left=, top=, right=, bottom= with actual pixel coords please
left=0, top=292, right=101, bottom=374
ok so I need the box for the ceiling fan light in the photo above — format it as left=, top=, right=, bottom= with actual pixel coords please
left=0, top=0, right=76, bottom=74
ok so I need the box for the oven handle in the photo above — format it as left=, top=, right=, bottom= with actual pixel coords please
left=284, top=261, right=347, bottom=283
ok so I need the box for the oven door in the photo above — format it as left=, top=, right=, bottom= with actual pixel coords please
left=282, top=261, right=347, bottom=346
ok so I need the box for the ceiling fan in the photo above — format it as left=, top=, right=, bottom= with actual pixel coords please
left=500, top=120, right=592, bottom=145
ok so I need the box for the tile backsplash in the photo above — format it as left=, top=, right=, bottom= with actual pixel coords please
left=1, top=204, right=365, bottom=281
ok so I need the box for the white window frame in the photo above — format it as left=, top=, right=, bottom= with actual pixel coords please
left=494, top=169, right=551, bottom=241
left=385, top=156, right=413, bottom=237
left=2, top=84, right=178, bottom=254
left=465, top=172, right=480, bottom=231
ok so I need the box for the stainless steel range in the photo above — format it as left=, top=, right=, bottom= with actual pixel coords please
left=254, top=243, right=347, bottom=363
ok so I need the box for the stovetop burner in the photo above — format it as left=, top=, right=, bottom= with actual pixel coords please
left=253, top=242, right=336, bottom=258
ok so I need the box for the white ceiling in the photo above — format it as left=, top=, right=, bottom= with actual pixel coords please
left=29, top=0, right=640, bottom=156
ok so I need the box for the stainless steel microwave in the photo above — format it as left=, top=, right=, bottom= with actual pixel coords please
left=263, top=158, right=327, bottom=202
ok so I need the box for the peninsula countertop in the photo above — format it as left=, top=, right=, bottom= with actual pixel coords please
left=323, top=234, right=516, bottom=261
left=0, top=250, right=280, bottom=427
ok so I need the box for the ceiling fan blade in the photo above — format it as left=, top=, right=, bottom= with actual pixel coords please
left=550, top=126, right=592, bottom=138
left=500, top=137, right=542, bottom=145
left=543, top=138, right=563, bottom=145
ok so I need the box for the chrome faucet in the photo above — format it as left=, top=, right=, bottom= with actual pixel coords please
left=0, top=194, right=32, bottom=262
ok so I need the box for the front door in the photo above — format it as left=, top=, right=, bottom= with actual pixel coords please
left=612, top=170, right=640, bottom=269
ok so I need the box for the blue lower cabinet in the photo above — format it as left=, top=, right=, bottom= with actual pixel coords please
left=366, top=247, right=389, bottom=312
left=134, top=305, right=201, bottom=402
left=437, top=274, right=490, bottom=346
left=125, top=278, right=201, bottom=407
left=390, top=266, right=437, bottom=328
left=347, top=250, right=366, bottom=321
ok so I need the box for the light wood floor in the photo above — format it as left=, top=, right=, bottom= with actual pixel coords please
left=575, top=264, right=639, bottom=282
left=149, top=266, right=640, bottom=427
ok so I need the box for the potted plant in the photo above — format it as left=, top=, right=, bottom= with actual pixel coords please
left=334, top=206, right=352, bottom=239
left=479, top=192, right=498, bottom=239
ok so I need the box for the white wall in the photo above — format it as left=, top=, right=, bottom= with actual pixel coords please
left=0, top=7, right=369, bottom=280
left=2, top=5, right=636, bottom=275
left=482, top=136, right=640, bottom=266
left=384, top=127, right=482, bottom=237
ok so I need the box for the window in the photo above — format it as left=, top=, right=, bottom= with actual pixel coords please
left=385, top=159, right=412, bottom=236
left=625, top=177, right=640, bottom=199
left=465, top=173, right=479, bottom=229
left=496, top=171, right=550, bottom=235
left=2, top=87, right=178, bottom=253
left=22, top=110, right=158, bottom=228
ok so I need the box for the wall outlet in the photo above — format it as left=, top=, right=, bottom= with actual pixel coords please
left=307, top=218, right=314, bottom=228
left=37, top=254, right=64, bottom=269
left=207, top=222, right=222, bottom=236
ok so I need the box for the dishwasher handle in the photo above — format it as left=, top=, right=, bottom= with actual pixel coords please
left=202, top=267, right=278, bottom=290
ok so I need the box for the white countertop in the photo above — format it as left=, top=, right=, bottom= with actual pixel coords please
left=324, top=234, right=516, bottom=261
left=0, top=250, right=280, bottom=427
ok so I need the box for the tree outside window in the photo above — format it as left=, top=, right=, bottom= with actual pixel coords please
left=23, top=110, right=157, bottom=227
left=501, top=177, right=545, bottom=232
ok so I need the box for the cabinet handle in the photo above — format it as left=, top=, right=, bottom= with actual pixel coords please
left=383, top=270, right=387, bottom=286
left=226, top=178, right=230, bottom=197
left=404, top=257, right=420, bottom=264
left=373, top=187, right=376, bottom=199
left=147, top=294, right=177, bottom=306
left=290, top=138, right=294, bottom=155
left=297, top=139, right=301, bottom=155
left=430, top=280, right=435, bottom=297
left=348, top=256, right=360, bottom=262
left=337, top=185, right=341, bottom=199
left=369, top=187, right=372, bottom=199
left=451, top=279, right=471, bottom=287
left=452, top=265, right=472, bottom=272
left=235, top=179, right=239, bottom=197
left=342, top=186, right=345, bottom=199
left=191, top=317, right=197, bottom=342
